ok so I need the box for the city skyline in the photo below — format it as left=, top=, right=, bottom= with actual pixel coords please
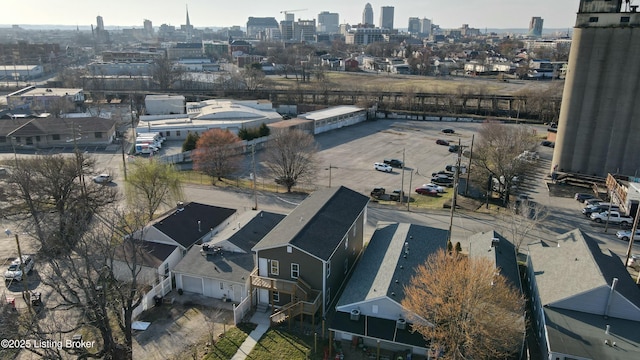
left=2, top=0, right=581, bottom=30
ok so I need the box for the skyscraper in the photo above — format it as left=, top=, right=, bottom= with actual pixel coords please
left=380, top=6, right=394, bottom=29
left=144, top=19, right=153, bottom=36
left=96, top=16, right=104, bottom=31
left=408, top=17, right=420, bottom=34
left=362, top=3, right=374, bottom=26
left=552, top=0, right=640, bottom=176
left=419, top=18, right=432, bottom=36
left=318, top=11, right=340, bottom=34
left=529, top=17, right=544, bottom=37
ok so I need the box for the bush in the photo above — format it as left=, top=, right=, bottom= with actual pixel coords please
left=182, top=132, right=200, bottom=152
left=238, top=123, right=270, bottom=141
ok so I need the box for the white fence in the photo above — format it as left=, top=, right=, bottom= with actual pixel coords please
left=131, top=275, right=173, bottom=320
left=233, top=288, right=256, bottom=325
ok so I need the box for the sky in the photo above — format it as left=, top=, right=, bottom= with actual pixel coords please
left=1, top=0, right=583, bottom=29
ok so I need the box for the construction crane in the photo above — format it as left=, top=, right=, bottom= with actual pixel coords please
left=280, top=8, right=308, bottom=16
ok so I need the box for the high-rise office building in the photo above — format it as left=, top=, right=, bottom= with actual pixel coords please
left=419, top=18, right=432, bottom=36
left=362, top=3, right=374, bottom=26
left=552, top=0, right=640, bottom=176
left=380, top=6, right=394, bottom=29
left=529, top=17, right=544, bottom=37
left=96, top=16, right=104, bottom=31
left=408, top=17, right=420, bottom=34
left=318, top=11, right=340, bottom=34
left=144, top=19, right=153, bottom=36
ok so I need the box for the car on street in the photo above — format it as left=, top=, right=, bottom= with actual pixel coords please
left=383, top=159, right=404, bottom=168
left=374, top=162, right=392, bottom=172
left=4, top=255, right=34, bottom=282
left=575, top=193, right=596, bottom=202
left=436, top=139, right=450, bottom=146
left=441, top=128, right=455, bottom=134
left=616, top=229, right=640, bottom=241
left=448, top=145, right=460, bottom=153
left=93, top=173, right=112, bottom=184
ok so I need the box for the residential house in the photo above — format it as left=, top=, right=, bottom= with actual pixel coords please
left=251, top=186, right=369, bottom=324
left=331, top=227, right=523, bottom=357
left=112, top=240, right=181, bottom=286
left=331, top=223, right=448, bottom=356
left=527, top=229, right=640, bottom=360
left=172, top=210, right=285, bottom=302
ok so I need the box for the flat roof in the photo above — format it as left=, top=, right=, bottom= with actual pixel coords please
left=298, top=105, right=364, bottom=121
left=17, top=88, right=83, bottom=97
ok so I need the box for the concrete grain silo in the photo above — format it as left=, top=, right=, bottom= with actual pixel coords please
left=552, top=0, right=640, bottom=176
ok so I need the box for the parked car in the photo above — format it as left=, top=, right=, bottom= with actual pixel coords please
left=445, top=164, right=467, bottom=174
left=92, top=173, right=112, bottom=184
left=415, top=187, right=438, bottom=196
left=383, top=159, right=404, bottom=168
left=541, top=140, right=555, bottom=148
left=582, top=204, right=620, bottom=217
left=448, top=145, right=460, bottom=153
left=575, top=193, right=596, bottom=202
left=420, top=183, right=445, bottom=193
left=374, top=163, right=392, bottom=172
left=389, top=189, right=404, bottom=201
left=441, top=128, right=455, bottom=134
left=590, top=211, right=633, bottom=226
left=432, top=177, right=454, bottom=187
left=436, top=139, right=450, bottom=146
left=370, top=187, right=386, bottom=199
left=584, top=198, right=604, bottom=206
left=4, top=255, right=34, bottom=282
left=432, top=171, right=453, bottom=178
left=616, top=229, right=640, bottom=241
left=627, top=254, right=640, bottom=270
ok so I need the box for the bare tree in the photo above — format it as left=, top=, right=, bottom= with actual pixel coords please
left=264, top=129, right=318, bottom=192
left=125, top=159, right=184, bottom=222
left=471, top=122, right=539, bottom=204
left=505, top=200, right=549, bottom=252
left=151, top=55, right=183, bottom=90
left=191, top=129, right=243, bottom=185
left=402, top=249, right=525, bottom=360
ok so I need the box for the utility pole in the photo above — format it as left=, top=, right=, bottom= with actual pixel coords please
left=465, top=134, right=474, bottom=195
left=252, top=142, right=258, bottom=210
left=400, top=148, right=405, bottom=203
left=448, top=139, right=463, bottom=243
left=407, top=170, right=413, bottom=211
left=625, top=206, right=640, bottom=271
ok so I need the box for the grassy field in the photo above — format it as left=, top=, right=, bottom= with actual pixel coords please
left=267, top=71, right=557, bottom=96
left=203, top=323, right=257, bottom=360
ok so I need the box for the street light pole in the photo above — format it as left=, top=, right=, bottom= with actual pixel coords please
left=400, top=148, right=405, bottom=203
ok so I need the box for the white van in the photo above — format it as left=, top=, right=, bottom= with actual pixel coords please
left=136, top=135, right=162, bottom=148
left=135, top=143, right=159, bottom=155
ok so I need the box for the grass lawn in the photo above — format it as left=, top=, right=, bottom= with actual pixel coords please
left=248, top=328, right=328, bottom=360
left=203, top=322, right=257, bottom=360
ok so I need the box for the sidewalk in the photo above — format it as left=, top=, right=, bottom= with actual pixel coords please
left=230, top=310, right=271, bottom=360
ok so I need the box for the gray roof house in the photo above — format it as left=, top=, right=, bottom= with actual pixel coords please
left=330, top=222, right=449, bottom=356
left=527, top=229, right=640, bottom=360
left=173, top=210, right=285, bottom=303
left=251, top=186, right=369, bottom=323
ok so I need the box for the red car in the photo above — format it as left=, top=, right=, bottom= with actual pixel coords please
left=436, top=139, right=449, bottom=146
left=415, top=187, right=438, bottom=196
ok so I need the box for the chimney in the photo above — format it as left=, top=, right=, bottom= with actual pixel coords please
left=605, top=324, right=610, bottom=335
left=198, top=220, right=201, bottom=232
left=177, top=201, right=185, bottom=211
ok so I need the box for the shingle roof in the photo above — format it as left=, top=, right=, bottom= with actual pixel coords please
left=468, top=231, right=522, bottom=292
left=336, top=223, right=448, bottom=307
left=173, top=245, right=254, bottom=283
left=7, top=117, right=117, bottom=137
left=152, top=202, right=236, bottom=249
left=252, top=186, right=369, bottom=261
left=115, top=241, right=178, bottom=268
left=528, top=229, right=640, bottom=309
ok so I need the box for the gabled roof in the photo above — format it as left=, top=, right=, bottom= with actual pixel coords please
left=7, top=117, right=117, bottom=137
left=152, top=202, right=236, bottom=249
left=223, top=211, right=285, bottom=253
left=336, top=223, right=448, bottom=307
left=468, top=231, right=522, bottom=292
left=114, top=241, right=178, bottom=268
left=528, top=229, right=640, bottom=309
left=252, top=186, right=369, bottom=261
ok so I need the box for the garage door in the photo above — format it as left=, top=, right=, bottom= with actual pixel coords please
left=181, top=275, right=203, bottom=294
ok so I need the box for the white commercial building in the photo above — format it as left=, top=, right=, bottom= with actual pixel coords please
left=297, top=105, right=367, bottom=134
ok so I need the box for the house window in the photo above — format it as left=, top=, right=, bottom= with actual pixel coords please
left=164, top=263, right=169, bottom=276
left=589, top=17, right=599, bottom=23
left=272, top=291, right=280, bottom=302
left=35, top=136, right=40, bottom=142
left=94, top=132, right=103, bottom=138
left=621, top=16, right=630, bottom=23
left=220, top=282, right=224, bottom=289
left=270, top=260, right=279, bottom=275
left=326, top=261, right=331, bottom=278
left=176, top=131, right=181, bottom=137
left=52, top=134, right=60, bottom=140
left=372, top=305, right=378, bottom=314
left=291, top=263, right=299, bottom=279
left=166, top=131, right=171, bottom=136
left=344, top=258, right=348, bottom=274
left=287, top=246, right=292, bottom=253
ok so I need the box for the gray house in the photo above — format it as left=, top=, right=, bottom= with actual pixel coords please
left=527, top=229, right=640, bottom=360
left=172, top=210, right=285, bottom=302
left=251, top=186, right=369, bottom=324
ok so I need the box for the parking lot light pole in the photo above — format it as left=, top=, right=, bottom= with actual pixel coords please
left=5, top=229, right=31, bottom=313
